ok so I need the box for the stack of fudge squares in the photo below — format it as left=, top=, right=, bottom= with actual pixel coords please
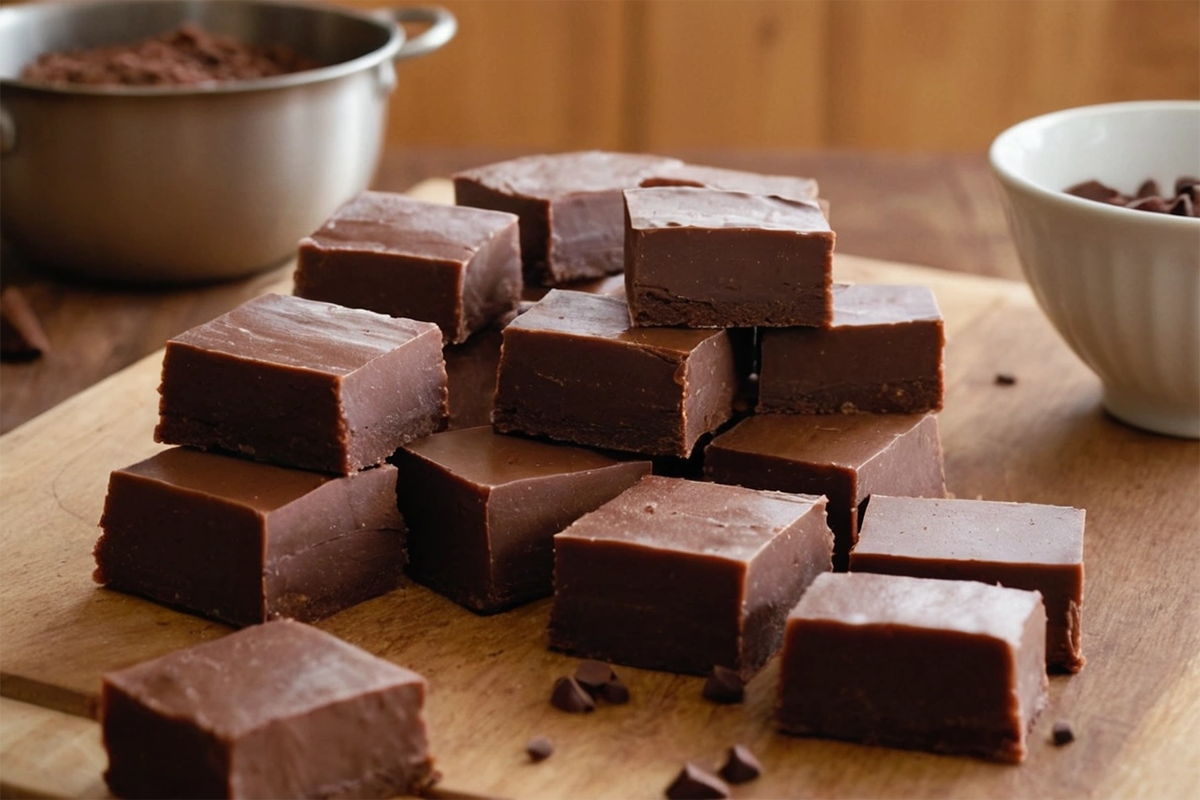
left=94, top=151, right=1085, bottom=772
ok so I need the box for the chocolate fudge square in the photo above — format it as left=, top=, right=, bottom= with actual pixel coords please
left=704, top=412, right=945, bottom=569
left=493, top=290, right=742, bottom=458
left=155, top=293, right=447, bottom=474
left=101, top=620, right=434, bottom=799
left=777, top=572, right=1048, bottom=764
left=624, top=187, right=834, bottom=328
left=549, top=475, right=833, bottom=678
left=95, top=448, right=406, bottom=627
left=393, top=426, right=651, bottom=613
left=758, top=283, right=945, bottom=414
left=454, top=151, right=681, bottom=285
left=639, top=161, right=820, bottom=202
left=852, top=495, right=1086, bottom=672
left=295, top=191, right=521, bottom=345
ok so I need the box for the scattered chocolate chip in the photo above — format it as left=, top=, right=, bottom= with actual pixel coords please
left=526, top=735, right=554, bottom=762
left=1052, top=720, right=1075, bottom=746
left=702, top=665, right=745, bottom=704
left=1064, top=179, right=1123, bottom=204
left=994, top=372, right=1017, bottom=386
left=598, top=677, right=630, bottom=704
left=717, top=744, right=762, bottom=785
left=664, top=762, right=730, bottom=800
left=1135, top=179, right=1161, bottom=199
left=1169, top=194, right=1194, bottom=217
left=574, top=659, right=616, bottom=693
left=550, top=676, right=595, bottom=713
left=0, top=287, right=50, bottom=362
left=1126, top=195, right=1169, bottom=214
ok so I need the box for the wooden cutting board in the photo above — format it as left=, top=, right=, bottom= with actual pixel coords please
left=1, top=180, right=1198, bottom=800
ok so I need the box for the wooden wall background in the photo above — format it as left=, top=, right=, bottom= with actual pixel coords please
left=335, top=0, right=1199, bottom=152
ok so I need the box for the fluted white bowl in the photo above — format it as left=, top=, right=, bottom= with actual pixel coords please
left=990, top=101, right=1200, bottom=438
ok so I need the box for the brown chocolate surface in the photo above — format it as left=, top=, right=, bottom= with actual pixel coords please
left=94, top=447, right=406, bottom=627
left=851, top=495, right=1086, bottom=672
left=295, top=192, right=522, bottom=344
left=640, top=162, right=819, bottom=202
left=623, top=187, right=834, bottom=328
left=393, top=426, right=651, bottom=613
left=0, top=286, right=51, bottom=361
left=20, top=24, right=320, bottom=87
left=704, top=412, right=945, bottom=569
left=101, top=620, right=433, bottom=799
left=758, top=283, right=945, bottom=414
left=549, top=475, right=833, bottom=678
left=493, top=291, right=743, bottom=458
left=453, top=151, right=681, bottom=285
left=155, top=293, right=447, bottom=474
left=777, top=572, right=1048, bottom=764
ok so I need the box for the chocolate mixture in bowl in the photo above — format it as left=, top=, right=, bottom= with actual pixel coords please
left=20, top=23, right=321, bottom=86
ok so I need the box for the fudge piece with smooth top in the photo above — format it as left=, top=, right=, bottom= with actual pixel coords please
left=639, top=161, right=829, bottom=217
left=777, top=572, right=1048, bottom=764
left=101, top=620, right=435, bottom=799
left=549, top=475, right=833, bottom=678
left=758, top=283, right=945, bottom=414
left=393, top=426, right=652, bottom=613
left=851, top=495, right=1086, bottom=672
left=295, top=191, right=521, bottom=345
left=155, top=293, right=447, bottom=474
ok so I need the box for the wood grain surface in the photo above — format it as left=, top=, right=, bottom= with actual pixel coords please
left=2, top=181, right=1198, bottom=797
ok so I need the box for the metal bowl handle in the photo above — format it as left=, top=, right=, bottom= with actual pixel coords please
left=386, top=7, right=457, bottom=62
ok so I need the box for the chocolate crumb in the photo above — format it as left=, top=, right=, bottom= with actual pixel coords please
left=1, top=287, right=50, bottom=362
left=1052, top=721, right=1075, bottom=746
left=994, top=372, right=1017, bottom=386
left=664, top=762, right=730, bottom=800
left=717, top=744, right=762, bottom=784
left=550, top=676, right=595, bottom=713
left=702, top=665, right=745, bottom=704
left=574, top=659, right=616, bottom=694
left=526, top=735, right=554, bottom=762
left=599, top=677, right=630, bottom=705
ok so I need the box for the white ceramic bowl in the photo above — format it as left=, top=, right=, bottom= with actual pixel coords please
left=990, top=101, right=1200, bottom=438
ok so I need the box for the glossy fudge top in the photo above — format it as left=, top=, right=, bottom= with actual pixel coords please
left=856, top=496, right=1084, bottom=565
left=625, top=187, right=828, bottom=233
left=300, top=191, right=518, bottom=263
left=104, top=620, right=425, bottom=738
left=640, top=162, right=819, bottom=201
left=556, top=475, right=825, bottom=562
left=400, top=426, right=640, bottom=489
left=454, top=151, right=682, bottom=200
left=829, top=283, right=943, bottom=327
left=793, top=572, right=1043, bottom=645
left=170, top=293, right=439, bottom=376
left=114, top=447, right=354, bottom=513
left=710, top=413, right=937, bottom=470
left=509, top=290, right=725, bottom=352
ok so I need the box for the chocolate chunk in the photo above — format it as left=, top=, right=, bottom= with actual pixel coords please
left=995, top=372, right=1017, bottom=385
left=852, top=495, right=1086, bottom=673
left=777, top=573, right=1048, bottom=764
left=0, top=286, right=50, bottom=361
left=101, top=621, right=434, bottom=799
left=155, top=294, right=447, bottom=474
left=1126, top=195, right=1169, bottom=214
left=1052, top=721, right=1075, bottom=745
left=717, top=744, right=762, bottom=784
left=1175, top=176, right=1199, bottom=198
left=1136, top=179, right=1161, bottom=199
left=95, top=448, right=407, bottom=626
left=664, top=763, right=730, bottom=800
left=1064, top=180, right=1123, bottom=204
left=574, top=660, right=616, bottom=693
left=598, top=677, right=630, bottom=705
left=757, top=284, right=944, bottom=415
left=550, top=476, right=833, bottom=677
left=1169, top=194, right=1195, bottom=217
left=550, top=676, right=595, bottom=713
left=702, top=665, right=746, bottom=704
left=295, top=192, right=522, bottom=345
left=624, top=187, right=834, bottom=328
left=526, top=736, right=554, bottom=762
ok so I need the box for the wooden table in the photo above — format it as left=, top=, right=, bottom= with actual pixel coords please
left=0, top=148, right=1018, bottom=435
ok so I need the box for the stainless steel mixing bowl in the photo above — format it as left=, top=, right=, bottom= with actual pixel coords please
left=0, top=0, right=456, bottom=283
